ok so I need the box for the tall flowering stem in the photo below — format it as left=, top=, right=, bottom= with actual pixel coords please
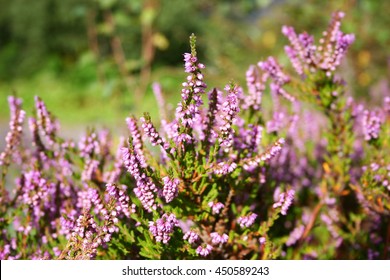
left=174, top=34, right=207, bottom=149
left=0, top=96, right=26, bottom=201
left=121, top=142, right=158, bottom=213
left=281, top=11, right=359, bottom=258
left=219, top=83, right=240, bottom=150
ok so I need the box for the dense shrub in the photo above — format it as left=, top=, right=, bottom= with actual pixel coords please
left=0, top=12, right=389, bottom=260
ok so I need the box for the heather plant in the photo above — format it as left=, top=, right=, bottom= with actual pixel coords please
left=0, top=12, right=389, bottom=260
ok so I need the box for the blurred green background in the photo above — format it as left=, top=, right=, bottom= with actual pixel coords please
left=0, top=0, right=389, bottom=134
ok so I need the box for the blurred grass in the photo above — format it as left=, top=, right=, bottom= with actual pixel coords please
left=1, top=0, right=389, bottom=131
left=0, top=66, right=192, bottom=130
left=0, top=62, right=250, bottom=130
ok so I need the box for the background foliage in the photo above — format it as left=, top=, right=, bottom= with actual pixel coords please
left=0, top=0, right=389, bottom=127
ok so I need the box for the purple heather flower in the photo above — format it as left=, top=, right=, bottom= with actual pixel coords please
left=196, top=244, right=213, bottom=257
left=267, top=112, right=286, bottom=133
left=34, top=96, right=59, bottom=146
left=259, top=57, right=290, bottom=86
left=368, top=249, right=380, bottom=260
left=213, top=161, right=237, bottom=175
left=258, top=57, right=295, bottom=102
left=237, top=213, right=257, bottom=228
left=70, top=211, right=102, bottom=259
left=106, top=183, right=130, bottom=218
left=78, top=132, right=100, bottom=159
left=141, top=116, right=164, bottom=147
left=173, top=50, right=207, bottom=144
left=362, top=110, right=382, bottom=141
left=52, top=247, right=61, bottom=257
left=384, top=96, right=390, bottom=114
left=317, top=12, right=354, bottom=75
left=121, top=146, right=158, bottom=212
left=284, top=45, right=304, bottom=76
left=242, top=138, right=285, bottom=169
left=149, top=213, right=179, bottom=244
left=282, top=26, right=316, bottom=74
left=103, top=137, right=125, bottom=184
left=286, top=225, right=305, bottom=246
left=234, top=124, right=263, bottom=158
left=210, top=232, right=229, bottom=244
left=19, top=170, right=54, bottom=221
left=250, top=125, right=263, bottom=150
left=0, top=96, right=25, bottom=166
left=126, top=117, right=143, bottom=151
left=218, top=84, right=240, bottom=149
left=162, top=176, right=180, bottom=203
left=208, top=201, right=225, bottom=214
left=199, top=88, right=222, bottom=148
left=126, top=117, right=147, bottom=168
left=152, top=82, right=167, bottom=119
left=81, top=159, right=100, bottom=182
left=183, top=230, right=199, bottom=244
left=273, top=189, right=295, bottom=215
left=259, top=237, right=266, bottom=245
left=320, top=210, right=342, bottom=247
left=244, top=65, right=265, bottom=110
left=283, top=11, right=354, bottom=76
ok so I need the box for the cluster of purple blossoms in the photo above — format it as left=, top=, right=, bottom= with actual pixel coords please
left=213, top=161, right=237, bottom=175
left=234, top=124, right=263, bottom=158
left=76, top=185, right=102, bottom=214
left=237, top=213, right=257, bottom=228
left=210, top=232, right=229, bottom=245
left=258, top=57, right=295, bottom=102
left=282, top=11, right=354, bottom=77
left=35, top=96, right=59, bottom=146
left=286, top=225, right=305, bottom=246
left=0, top=239, right=20, bottom=260
left=218, top=84, right=240, bottom=149
left=121, top=146, right=157, bottom=212
left=126, top=117, right=146, bottom=167
left=81, top=159, right=100, bottom=182
left=362, top=110, right=382, bottom=141
left=242, top=138, right=285, bottom=170
left=78, top=132, right=100, bottom=159
left=362, top=163, right=390, bottom=190
left=149, top=213, right=179, bottom=244
left=152, top=82, right=167, bottom=119
left=70, top=212, right=101, bottom=259
left=106, top=183, right=130, bottom=218
left=0, top=96, right=25, bottom=166
left=320, top=210, right=342, bottom=247
left=141, top=115, right=174, bottom=156
left=19, top=170, right=54, bottom=221
left=259, top=57, right=290, bottom=87
left=183, top=230, right=199, bottom=244
left=174, top=50, right=207, bottom=144
left=141, top=116, right=164, bottom=147
left=259, top=237, right=266, bottom=245
left=208, top=201, right=225, bottom=214
left=198, top=88, right=221, bottom=148
left=161, top=176, right=180, bottom=203
left=244, top=65, right=266, bottom=110
left=103, top=137, right=125, bottom=184
left=196, top=244, right=213, bottom=257
left=59, top=212, right=77, bottom=239
left=282, top=26, right=317, bottom=76
left=65, top=184, right=129, bottom=259
left=267, top=112, right=286, bottom=133
left=273, top=189, right=295, bottom=215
